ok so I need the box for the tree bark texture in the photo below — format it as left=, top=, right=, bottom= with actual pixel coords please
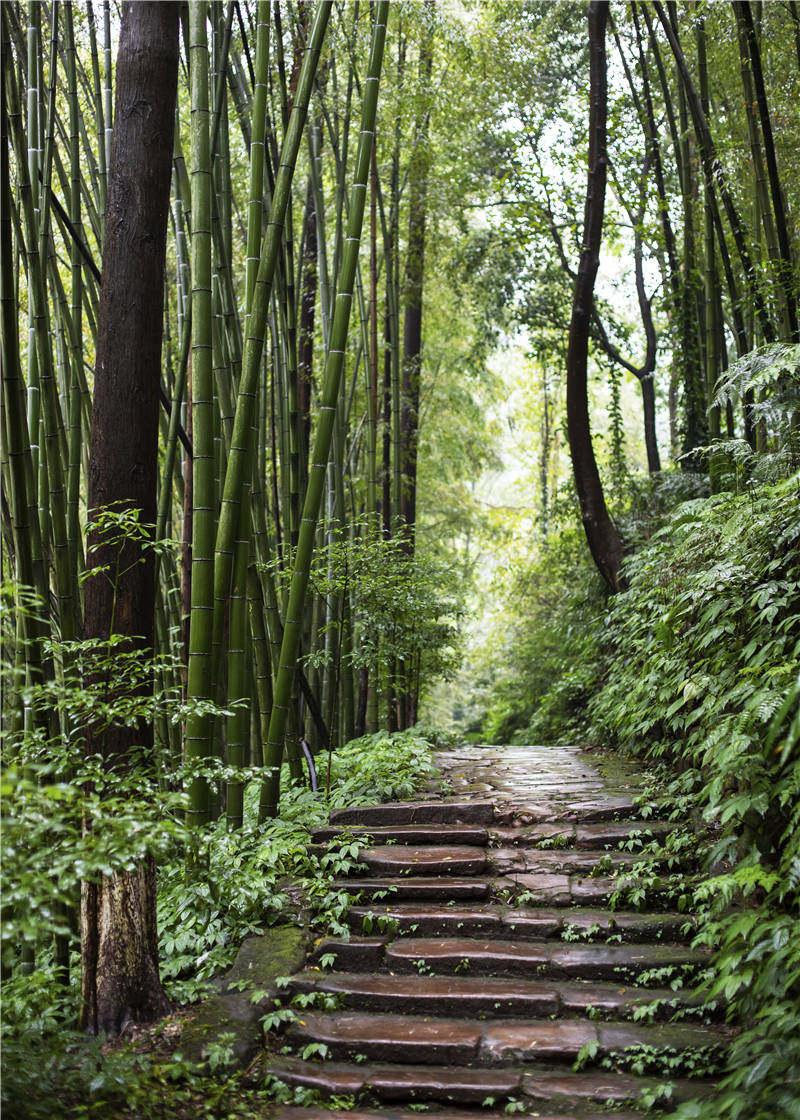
left=81, top=0, right=178, bottom=1036
left=566, top=0, right=624, bottom=593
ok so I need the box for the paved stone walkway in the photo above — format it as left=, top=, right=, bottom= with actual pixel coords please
left=268, top=745, right=727, bottom=1118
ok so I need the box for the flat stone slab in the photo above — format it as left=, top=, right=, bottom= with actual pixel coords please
left=290, top=971, right=560, bottom=1018
left=522, top=1069, right=717, bottom=1104
left=359, top=845, right=487, bottom=877
left=482, top=1019, right=598, bottom=1062
left=498, top=870, right=674, bottom=906
left=338, top=877, right=491, bottom=901
left=383, top=937, right=709, bottom=981
left=348, top=903, right=504, bottom=938
left=489, top=847, right=637, bottom=874
left=289, top=970, right=710, bottom=1021
left=330, top=800, right=495, bottom=827
left=268, top=1057, right=523, bottom=1103
left=314, top=824, right=488, bottom=846
left=348, top=902, right=691, bottom=943
left=312, top=937, right=388, bottom=971
left=272, top=1111, right=643, bottom=1120
left=288, top=1011, right=724, bottom=1068
left=490, top=819, right=673, bottom=849
left=289, top=1011, right=482, bottom=1064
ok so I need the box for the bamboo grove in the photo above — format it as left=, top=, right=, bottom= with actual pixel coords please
left=2, top=0, right=447, bottom=837
left=2, top=0, right=799, bottom=1042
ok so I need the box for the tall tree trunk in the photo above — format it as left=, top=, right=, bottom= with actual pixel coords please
left=654, top=0, right=775, bottom=344
left=80, top=0, right=178, bottom=1035
left=734, top=0, right=798, bottom=341
left=299, top=176, right=317, bottom=483
left=565, top=0, right=624, bottom=593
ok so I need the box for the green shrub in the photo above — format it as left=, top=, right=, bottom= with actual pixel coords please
left=2, top=728, right=439, bottom=1117
left=590, top=474, right=800, bottom=1120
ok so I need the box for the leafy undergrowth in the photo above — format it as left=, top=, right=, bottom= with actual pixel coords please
left=479, top=470, right=797, bottom=1111
left=590, top=474, right=800, bottom=1120
left=1, top=728, right=439, bottom=1120
left=489, top=472, right=800, bottom=1119
left=159, top=728, right=439, bottom=1003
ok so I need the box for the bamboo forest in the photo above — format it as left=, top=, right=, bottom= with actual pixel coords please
left=2, top=0, right=799, bottom=1116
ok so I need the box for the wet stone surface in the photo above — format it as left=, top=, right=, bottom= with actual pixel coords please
left=267, top=744, right=724, bottom=1117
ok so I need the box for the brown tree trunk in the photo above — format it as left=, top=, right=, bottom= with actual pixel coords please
left=641, top=374, right=660, bottom=475
left=566, top=0, right=624, bottom=593
left=80, top=0, right=178, bottom=1036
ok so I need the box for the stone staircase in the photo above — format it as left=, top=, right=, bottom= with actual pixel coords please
left=267, top=771, right=727, bottom=1119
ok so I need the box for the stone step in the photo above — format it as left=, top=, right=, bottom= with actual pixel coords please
left=382, top=937, right=709, bottom=982
left=338, top=871, right=676, bottom=907
left=498, top=871, right=678, bottom=907
left=493, top=795, right=640, bottom=825
left=330, top=800, right=495, bottom=827
left=267, top=1055, right=715, bottom=1108
left=358, top=845, right=488, bottom=877
left=522, top=1069, right=717, bottom=1109
left=489, top=848, right=646, bottom=875
left=286, top=1011, right=724, bottom=1067
left=347, top=902, right=693, bottom=942
left=334, top=877, right=491, bottom=901
left=490, top=820, right=673, bottom=850
left=313, top=824, right=489, bottom=847
left=289, top=970, right=712, bottom=1020
left=272, top=1110, right=642, bottom=1120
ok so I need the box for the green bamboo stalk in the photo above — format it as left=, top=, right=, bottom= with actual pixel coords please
left=225, top=0, right=270, bottom=825
left=25, top=1, right=40, bottom=481
left=245, top=0, right=270, bottom=311
left=11, top=12, right=76, bottom=646
left=86, top=1, right=107, bottom=219
left=263, top=1, right=389, bottom=798
left=185, top=0, right=216, bottom=827
left=64, top=3, right=82, bottom=579
left=102, top=1, right=112, bottom=183
left=225, top=498, right=250, bottom=829
left=1, top=32, right=45, bottom=621
left=196, top=1, right=331, bottom=777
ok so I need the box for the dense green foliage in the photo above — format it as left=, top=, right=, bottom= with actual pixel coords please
left=478, top=463, right=800, bottom=1118
left=2, top=728, right=439, bottom=1118
left=3, top=0, right=800, bottom=1113
left=594, top=475, right=800, bottom=1120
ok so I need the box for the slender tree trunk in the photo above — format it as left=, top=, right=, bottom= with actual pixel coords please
left=734, top=0, right=798, bottom=341
left=80, top=0, right=178, bottom=1035
left=399, top=18, right=433, bottom=552
left=299, top=176, right=317, bottom=483
left=566, top=0, right=624, bottom=593
left=654, top=0, right=775, bottom=344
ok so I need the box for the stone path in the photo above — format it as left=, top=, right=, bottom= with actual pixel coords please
left=268, top=745, right=727, bottom=1118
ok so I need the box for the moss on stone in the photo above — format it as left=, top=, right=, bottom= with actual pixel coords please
left=180, top=925, right=306, bottom=1067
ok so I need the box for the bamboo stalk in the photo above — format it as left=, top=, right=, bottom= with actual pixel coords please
left=264, top=1, right=389, bottom=794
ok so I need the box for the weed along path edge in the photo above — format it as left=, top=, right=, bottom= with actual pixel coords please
left=258, top=744, right=732, bottom=1118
